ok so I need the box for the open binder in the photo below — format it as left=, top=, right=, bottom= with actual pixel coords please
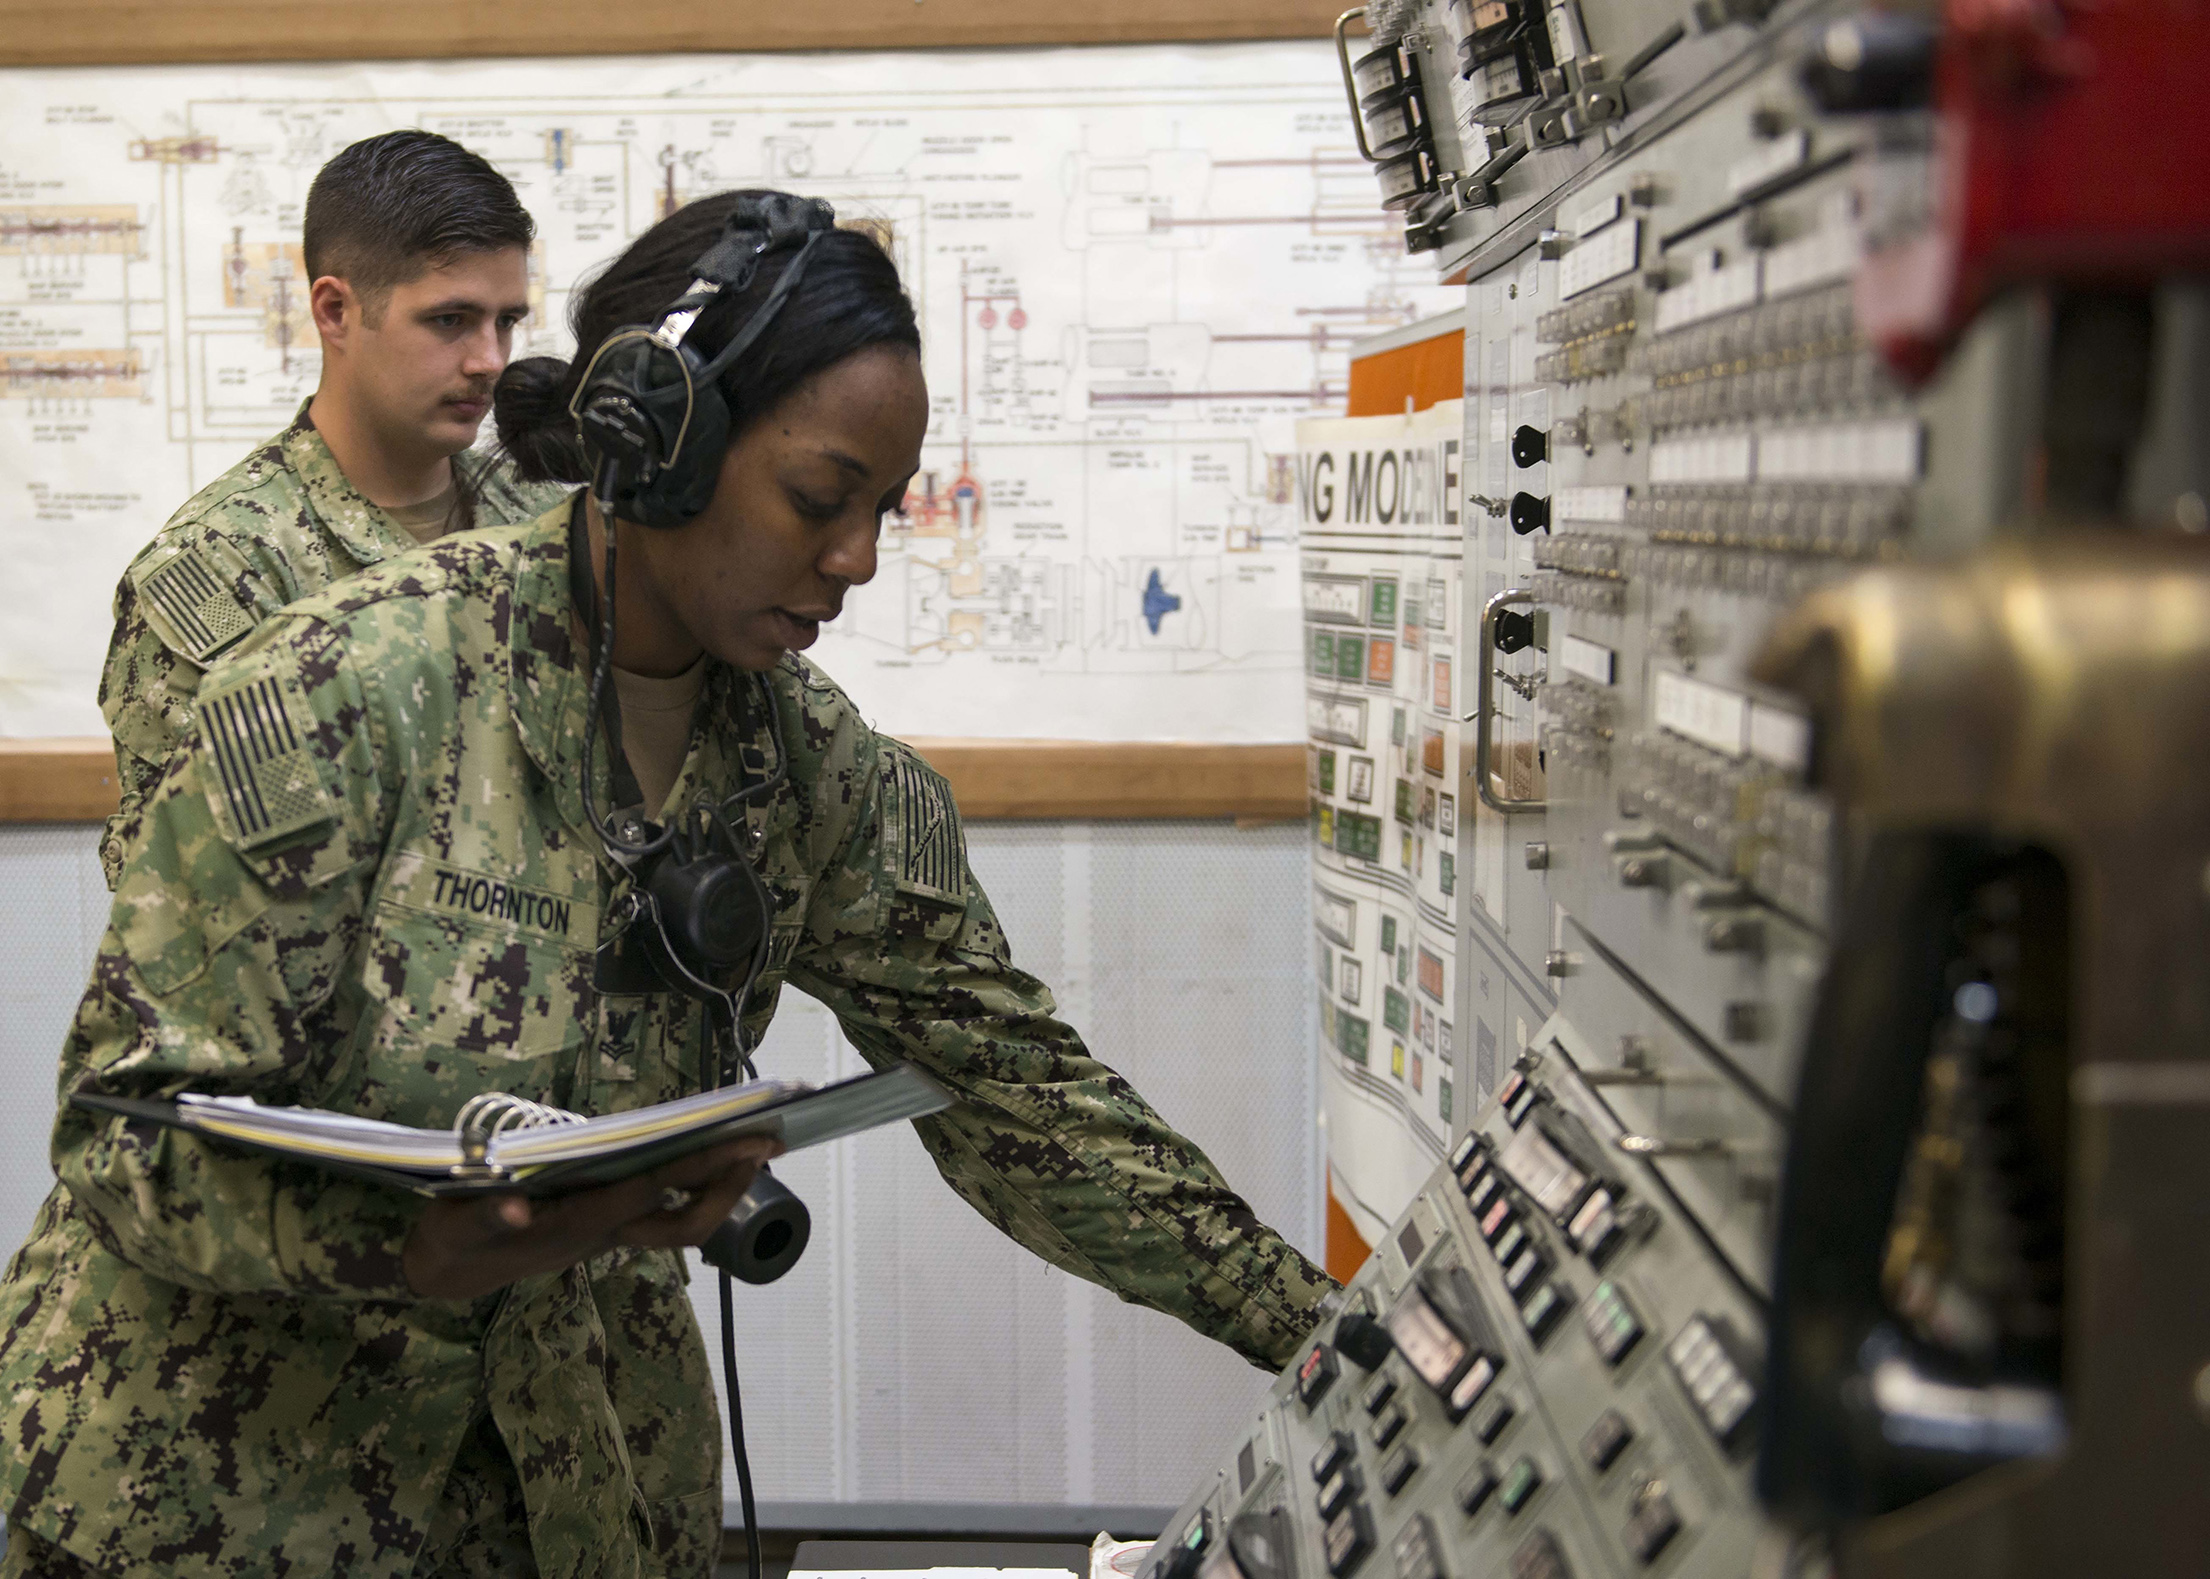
left=70, top=1064, right=952, bottom=1198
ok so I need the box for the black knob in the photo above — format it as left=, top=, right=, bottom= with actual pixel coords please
left=1494, top=609, right=1538, bottom=655
left=1798, top=14, right=1936, bottom=113
left=1510, top=492, right=1551, bottom=535
left=1334, top=1310, right=1396, bottom=1369
left=1511, top=424, right=1549, bottom=468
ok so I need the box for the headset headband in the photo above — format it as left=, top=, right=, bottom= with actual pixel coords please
left=652, top=193, right=837, bottom=363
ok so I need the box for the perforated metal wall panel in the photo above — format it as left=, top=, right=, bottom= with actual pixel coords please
left=0, top=826, right=109, bottom=1251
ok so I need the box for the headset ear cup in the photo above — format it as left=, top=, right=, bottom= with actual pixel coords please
left=625, top=344, right=732, bottom=529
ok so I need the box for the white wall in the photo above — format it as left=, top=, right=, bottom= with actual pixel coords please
left=0, top=820, right=1319, bottom=1527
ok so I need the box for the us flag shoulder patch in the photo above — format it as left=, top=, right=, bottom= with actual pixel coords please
left=195, top=671, right=334, bottom=849
left=895, top=752, right=966, bottom=895
left=136, top=544, right=253, bottom=663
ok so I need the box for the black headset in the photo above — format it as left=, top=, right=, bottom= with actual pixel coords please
left=569, top=191, right=837, bottom=528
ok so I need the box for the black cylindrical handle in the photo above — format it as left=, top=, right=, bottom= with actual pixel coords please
left=1798, top=14, right=1936, bottom=113
left=1334, top=1310, right=1397, bottom=1369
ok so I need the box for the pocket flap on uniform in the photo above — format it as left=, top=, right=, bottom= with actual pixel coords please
left=888, top=883, right=966, bottom=943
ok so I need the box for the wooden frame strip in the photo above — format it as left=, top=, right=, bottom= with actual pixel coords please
left=0, top=738, right=1306, bottom=824
left=0, top=0, right=1348, bottom=68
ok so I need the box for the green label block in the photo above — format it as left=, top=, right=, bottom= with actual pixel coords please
left=1383, top=986, right=1410, bottom=1035
left=1339, top=1012, right=1371, bottom=1064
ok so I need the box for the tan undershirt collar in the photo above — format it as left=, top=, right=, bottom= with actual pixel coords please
left=385, top=479, right=460, bottom=545
left=611, top=654, right=709, bottom=817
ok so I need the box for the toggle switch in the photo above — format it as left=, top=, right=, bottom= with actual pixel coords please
left=1510, top=493, right=1551, bottom=535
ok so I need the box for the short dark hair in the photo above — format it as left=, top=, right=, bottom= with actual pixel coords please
left=302, top=130, right=534, bottom=314
left=492, top=190, right=920, bottom=485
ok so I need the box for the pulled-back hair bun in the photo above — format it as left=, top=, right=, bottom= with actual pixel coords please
left=490, top=191, right=919, bottom=494
left=492, top=354, right=588, bottom=484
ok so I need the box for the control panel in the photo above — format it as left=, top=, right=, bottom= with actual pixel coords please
left=1142, top=1064, right=1788, bottom=1579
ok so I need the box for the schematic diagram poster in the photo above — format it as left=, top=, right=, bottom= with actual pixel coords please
left=1296, top=402, right=1465, bottom=1244
left=0, top=45, right=1459, bottom=740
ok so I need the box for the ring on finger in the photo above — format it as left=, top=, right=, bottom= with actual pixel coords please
left=658, top=1186, right=695, bottom=1214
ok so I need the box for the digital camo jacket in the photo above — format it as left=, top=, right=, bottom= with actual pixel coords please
left=0, top=504, right=1336, bottom=1578
left=96, top=400, right=570, bottom=887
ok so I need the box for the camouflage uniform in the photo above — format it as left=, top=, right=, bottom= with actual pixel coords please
left=0, top=504, right=1335, bottom=1578
left=96, top=399, right=570, bottom=888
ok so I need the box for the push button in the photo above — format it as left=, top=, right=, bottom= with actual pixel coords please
left=1311, top=1431, right=1354, bottom=1484
left=1317, top=1465, right=1360, bottom=1521
left=1520, top=1282, right=1572, bottom=1345
left=1501, top=1243, right=1548, bottom=1300
left=1665, top=1315, right=1757, bottom=1450
left=1472, top=1393, right=1517, bottom=1444
left=1498, top=1456, right=1544, bottom=1515
left=1379, top=1443, right=1421, bottom=1496
left=1456, top=1460, right=1500, bottom=1516
left=1507, top=1530, right=1571, bottom=1579
left=1579, top=1409, right=1633, bottom=1472
left=1323, top=1502, right=1374, bottom=1578
left=1390, top=1513, right=1444, bottom=1579
left=1446, top=1354, right=1499, bottom=1422
left=1624, top=1480, right=1682, bottom=1564
left=1297, top=1343, right=1339, bottom=1410
left=1370, top=1404, right=1408, bottom=1449
left=1582, top=1281, right=1644, bottom=1367
left=1567, top=1189, right=1624, bottom=1264
left=1361, top=1372, right=1399, bottom=1416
